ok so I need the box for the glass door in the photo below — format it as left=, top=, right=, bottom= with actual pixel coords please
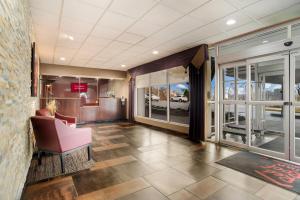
left=290, top=51, right=300, bottom=162
left=220, top=62, right=248, bottom=147
left=247, top=54, right=289, bottom=160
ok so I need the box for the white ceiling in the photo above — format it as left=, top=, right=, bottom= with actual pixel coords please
left=30, top=0, right=300, bottom=71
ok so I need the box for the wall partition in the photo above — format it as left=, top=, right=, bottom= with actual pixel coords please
left=135, top=66, right=189, bottom=126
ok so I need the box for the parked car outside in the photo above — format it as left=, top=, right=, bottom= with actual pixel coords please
left=171, top=95, right=188, bottom=102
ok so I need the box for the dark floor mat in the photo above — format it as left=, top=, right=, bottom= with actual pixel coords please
left=217, top=151, right=300, bottom=194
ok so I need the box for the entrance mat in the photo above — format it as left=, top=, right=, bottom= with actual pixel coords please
left=217, top=151, right=300, bottom=194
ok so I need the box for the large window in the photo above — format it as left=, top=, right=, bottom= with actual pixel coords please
left=136, top=66, right=189, bottom=125
left=151, top=85, right=168, bottom=121
left=137, top=87, right=149, bottom=117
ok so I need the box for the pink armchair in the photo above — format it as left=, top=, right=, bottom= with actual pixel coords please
left=36, top=109, right=77, bottom=127
left=30, top=116, right=92, bottom=173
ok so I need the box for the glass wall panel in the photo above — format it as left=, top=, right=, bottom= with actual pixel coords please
left=151, top=85, right=167, bottom=121
left=169, top=82, right=189, bottom=124
left=80, top=78, right=98, bottom=106
left=295, top=56, right=300, bottom=101
left=223, top=68, right=235, bottom=100
left=137, top=88, right=149, bottom=117
left=207, top=103, right=215, bottom=140
left=168, top=66, right=189, bottom=124
left=295, top=106, right=300, bottom=157
left=250, top=105, right=285, bottom=153
left=40, top=75, right=80, bottom=98
left=250, top=59, right=284, bottom=101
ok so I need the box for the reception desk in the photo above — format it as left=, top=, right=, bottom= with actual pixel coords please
left=40, top=97, right=126, bottom=123
left=80, top=98, right=126, bottom=123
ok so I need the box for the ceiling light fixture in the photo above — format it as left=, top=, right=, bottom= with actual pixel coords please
left=226, top=19, right=236, bottom=26
left=60, top=57, right=66, bottom=61
left=262, top=40, right=268, bottom=44
left=152, top=50, right=159, bottom=55
left=121, top=64, right=126, bottom=68
left=68, top=36, right=74, bottom=40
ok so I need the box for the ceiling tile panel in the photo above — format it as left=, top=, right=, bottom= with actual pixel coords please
left=97, top=11, right=136, bottom=31
left=31, top=10, right=59, bottom=29
left=29, top=0, right=61, bottom=14
left=117, top=32, right=145, bottom=44
left=243, top=0, right=300, bottom=20
left=91, top=26, right=123, bottom=39
left=79, top=0, right=112, bottom=8
left=225, top=0, right=261, bottom=9
left=160, top=0, right=211, bottom=14
left=189, top=0, right=237, bottom=24
left=109, top=0, right=159, bottom=18
left=61, top=17, right=94, bottom=35
left=63, top=0, right=104, bottom=24
left=258, top=3, right=300, bottom=26
left=128, top=20, right=163, bottom=37
left=141, top=4, right=183, bottom=26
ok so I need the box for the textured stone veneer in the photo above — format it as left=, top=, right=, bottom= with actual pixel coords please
left=0, top=0, right=38, bottom=199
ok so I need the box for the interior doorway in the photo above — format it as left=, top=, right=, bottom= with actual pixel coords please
left=219, top=50, right=300, bottom=163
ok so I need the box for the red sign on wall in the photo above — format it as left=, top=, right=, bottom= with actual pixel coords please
left=71, top=83, right=88, bottom=92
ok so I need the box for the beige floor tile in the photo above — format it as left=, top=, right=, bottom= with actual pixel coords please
left=168, top=190, right=200, bottom=200
left=97, top=129, right=122, bottom=134
left=255, top=184, right=297, bottom=200
left=211, top=185, right=261, bottom=200
left=77, top=178, right=150, bottom=200
left=119, top=187, right=168, bottom=200
left=95, top=135, right=125, bottom=141
left=144, top=168, right=196, bottom=195
left=91, top=155, right=137, bottom=171
left=213, top=169, right=266, bottom=193
left=93, top=143, right=129, bottom=152
left=146, top=161, right=169, bottom=171
left=186, top=176, right=226, bottom=199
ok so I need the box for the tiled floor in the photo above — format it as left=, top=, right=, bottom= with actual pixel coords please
left=22, top=122, right=299, bottom=200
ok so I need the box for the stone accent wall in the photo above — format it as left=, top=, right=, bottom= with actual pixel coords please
left=0, top=0, right=38, bottom=199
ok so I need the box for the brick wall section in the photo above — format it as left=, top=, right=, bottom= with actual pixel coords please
left=0, top=0, right=38, bottom=199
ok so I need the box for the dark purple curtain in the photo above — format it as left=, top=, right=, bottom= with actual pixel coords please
left=188, top=64, right=205, bottom=142
left=128, top=77, right=135, bottom=122
left=188, top=44, right=208, bottom=142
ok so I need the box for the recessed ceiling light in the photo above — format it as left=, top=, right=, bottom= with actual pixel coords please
left=152, top=50, right=159, bottom=55
left=226, top=19, right=236, bottom=26
left=68, top=36, right=74, bottom=41
left=262, top=40, right=268, bottom=44
left=121, top=64, right=126, bottom=68
left=60, top=57, right=66, bottom=61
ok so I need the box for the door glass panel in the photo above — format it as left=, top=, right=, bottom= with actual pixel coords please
left=295, top=56, right=300, bottom=101
left=251, top=105, right=285, bottom=153
left=295, top=106, right=300, bottom=157
left=223, top=68, right=235, bottom=100
left=251, top=59, right=284, bottom=101
left=222, top=104, right=247, bottom=144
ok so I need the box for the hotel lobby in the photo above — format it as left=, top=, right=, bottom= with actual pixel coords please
left=1, top=0, right=300, bottom=199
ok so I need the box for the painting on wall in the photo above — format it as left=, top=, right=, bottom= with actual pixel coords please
left=31, top=42, right=39, bottom=97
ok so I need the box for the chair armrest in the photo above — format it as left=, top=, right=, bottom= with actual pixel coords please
left=55, top=120, right=92, bottom=152
left=55, top=112, right=76, bottom=124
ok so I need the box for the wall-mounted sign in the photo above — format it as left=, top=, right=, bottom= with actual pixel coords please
left=71, top=83, right=88, bottom=92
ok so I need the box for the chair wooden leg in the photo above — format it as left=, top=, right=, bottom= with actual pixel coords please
left=87, top=145, right=92, bottom=161
left=37, top=151, right=42, bottom=165
left=60, top=154, right=65, bottom=173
